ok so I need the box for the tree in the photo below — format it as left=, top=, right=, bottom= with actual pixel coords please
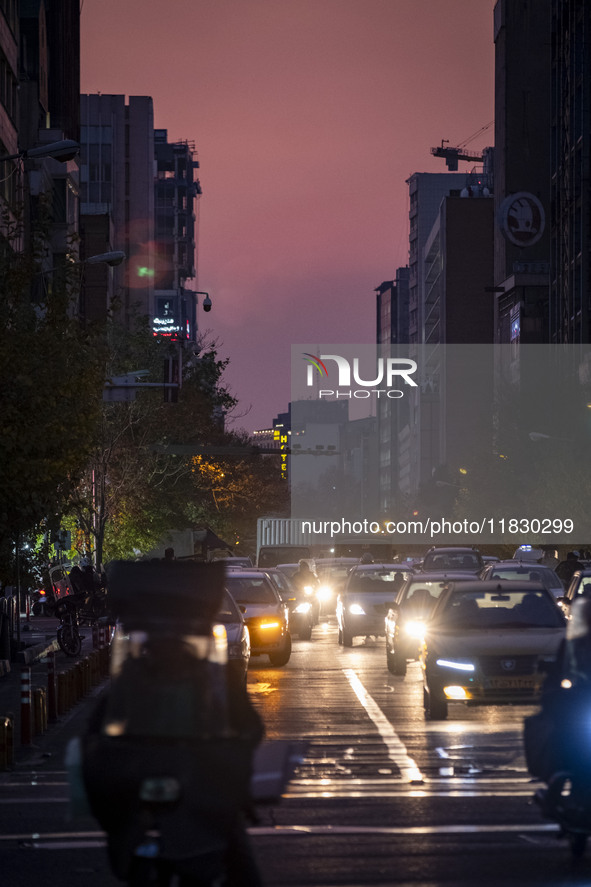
left=65, top=320, right=287, bottom=563
left=0, top=202, right=106, bottom=582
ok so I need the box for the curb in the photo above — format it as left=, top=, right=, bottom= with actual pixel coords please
left=16, top=638, right=60, bottom=665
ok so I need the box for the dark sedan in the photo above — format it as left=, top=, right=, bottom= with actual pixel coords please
left=420, top=580, right=566, bottom=720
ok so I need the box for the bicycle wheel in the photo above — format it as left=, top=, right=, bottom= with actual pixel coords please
left=57, top=618, right=82, bottom=657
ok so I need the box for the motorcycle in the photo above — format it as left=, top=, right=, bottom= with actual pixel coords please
left=53, top=587, right=111, bottom=657
left=45, top=561, right=110, bottom=657
left=525, top=596, right=591, bottom=858
left=525, top=678, right=591, bottom=856
left=78, top=560, right=266, bottom=887
left=534, top=768, right=591, bottom=858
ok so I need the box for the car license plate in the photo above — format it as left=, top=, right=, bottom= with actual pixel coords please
left=487, top=676, right=536, bottom=690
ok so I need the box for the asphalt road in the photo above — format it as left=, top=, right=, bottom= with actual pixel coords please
left=1, top=615, right=591, bottom=886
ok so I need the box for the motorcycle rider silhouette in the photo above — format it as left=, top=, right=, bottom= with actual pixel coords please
left=80, top=560, right=265, bottom=886
left=524, top=594, right=591, bottom=855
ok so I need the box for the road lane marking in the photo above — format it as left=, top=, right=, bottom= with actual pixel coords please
left=343, top=669, right=423, bottom=783
left=249, top=823, right=559, bottom=836
left=6, top=823, right=560, bottom=848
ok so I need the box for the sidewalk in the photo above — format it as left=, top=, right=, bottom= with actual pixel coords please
left=0, top=613, right=109, bottom=763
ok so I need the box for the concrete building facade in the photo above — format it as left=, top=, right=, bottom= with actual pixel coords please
left=80, top=94, right=155, bottom=324
left=493, top=0, right=552, bottom=344
left=550, top=0, right=591, bottom=345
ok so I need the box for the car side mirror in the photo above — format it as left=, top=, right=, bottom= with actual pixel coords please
left=239, top=605, right=247, bottom=614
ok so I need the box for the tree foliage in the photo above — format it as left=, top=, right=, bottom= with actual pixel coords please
left=0, top=204, right=106, bottom=580
left=66, top=322, right=287, bottom=563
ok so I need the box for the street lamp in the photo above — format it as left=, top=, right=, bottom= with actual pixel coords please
left=529, top=432, right=572, bottom=442
left=1, top=138, right=80, bottom=164
left=84, top=250, right=126, bottom=267
left=38, top=251, right=126, bottom=292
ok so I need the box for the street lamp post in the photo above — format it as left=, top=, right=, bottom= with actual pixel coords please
left=1, top=138, right=80, bottom=164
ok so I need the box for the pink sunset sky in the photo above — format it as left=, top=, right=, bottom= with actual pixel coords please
left=81, top=0, right=495, bottom=433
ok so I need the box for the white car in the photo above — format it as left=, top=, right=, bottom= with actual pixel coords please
left=336, top=564, right=414, bottom=647
left=480, top=560, right=564, bottom=599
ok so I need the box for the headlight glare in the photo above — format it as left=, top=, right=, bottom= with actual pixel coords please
left=349, top=603, right=366, bottom=616
left=404, top=619, right=426, bottom=639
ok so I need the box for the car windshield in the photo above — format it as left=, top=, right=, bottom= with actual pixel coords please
left=489, top=566, right=561, bottom=589
left=318, top=566, right=353, bottom=582
left=423, top=551, right=481, bottom=571
left=266, top=571, right=291, bottom=594
left=225, top=577, right=277, bottom=605
left=437, top=589, right=564, bottom=629
left=401, top=581, right=450, bottom=614
left=348, top=569, right=411, bottom=593
left=216, top=590, right=242, bottom=624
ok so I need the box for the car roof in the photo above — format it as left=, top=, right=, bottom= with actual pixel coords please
left=426, top=546, right=481, bottom=554
left=488, top=560, right=555, bottom=569
left=404, top=571, right=476, bottom=581
left=350, top=563, right=413, bottom=571
left=441, top=579, right=550, bottom=595
left=224, top=570, right=273, bottom=579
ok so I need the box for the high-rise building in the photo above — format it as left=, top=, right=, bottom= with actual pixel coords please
left=80, top=98, right=202, bottom=335
left=492, top=0, right=552, bottom=344
left=2, top=1, right=80, bottom=273
left=550, top=0, right=591, bottom=344
left=153, top=129, right=202, bottom=341
left=374, top=270, right=410, bottom=512
left=406, top=172, right=473, bottom=344
left=375, top=268, right=409, bottom=346
left=80, top=94, right=155, bottom=324
left=44, top=0, right=79, bottom=143
left=0, top=0, right=20, bottom=218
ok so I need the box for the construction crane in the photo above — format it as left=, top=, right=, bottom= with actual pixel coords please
left=430, top=121, right=493, bottom=171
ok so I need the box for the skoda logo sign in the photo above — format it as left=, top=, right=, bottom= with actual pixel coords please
left=501, top=659, right=516, bottom=671
left=498, top=191, right=545, bottom=247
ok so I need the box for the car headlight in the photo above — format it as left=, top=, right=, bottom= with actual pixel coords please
left=404, top=619, right=426, bottom=639
left=303, top=584, right=315, bottom=596
left=317, top=584, right=332, bottom=601
left=349, top=603, right=366, bottom=616
left=435, top=658, right=475, bottom=672
left=294, top=602, right=312, bottom=614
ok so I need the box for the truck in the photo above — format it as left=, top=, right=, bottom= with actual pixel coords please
left=256, top=518, right=313, bottom=567
left=256, top=517, right=400, bottom=566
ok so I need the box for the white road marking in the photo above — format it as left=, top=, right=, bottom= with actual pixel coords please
left=342, top=669, right=423, bottom=783
left=7, top=823, right=560, bottom=849
left=250, top=823, right=559, bottom=836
